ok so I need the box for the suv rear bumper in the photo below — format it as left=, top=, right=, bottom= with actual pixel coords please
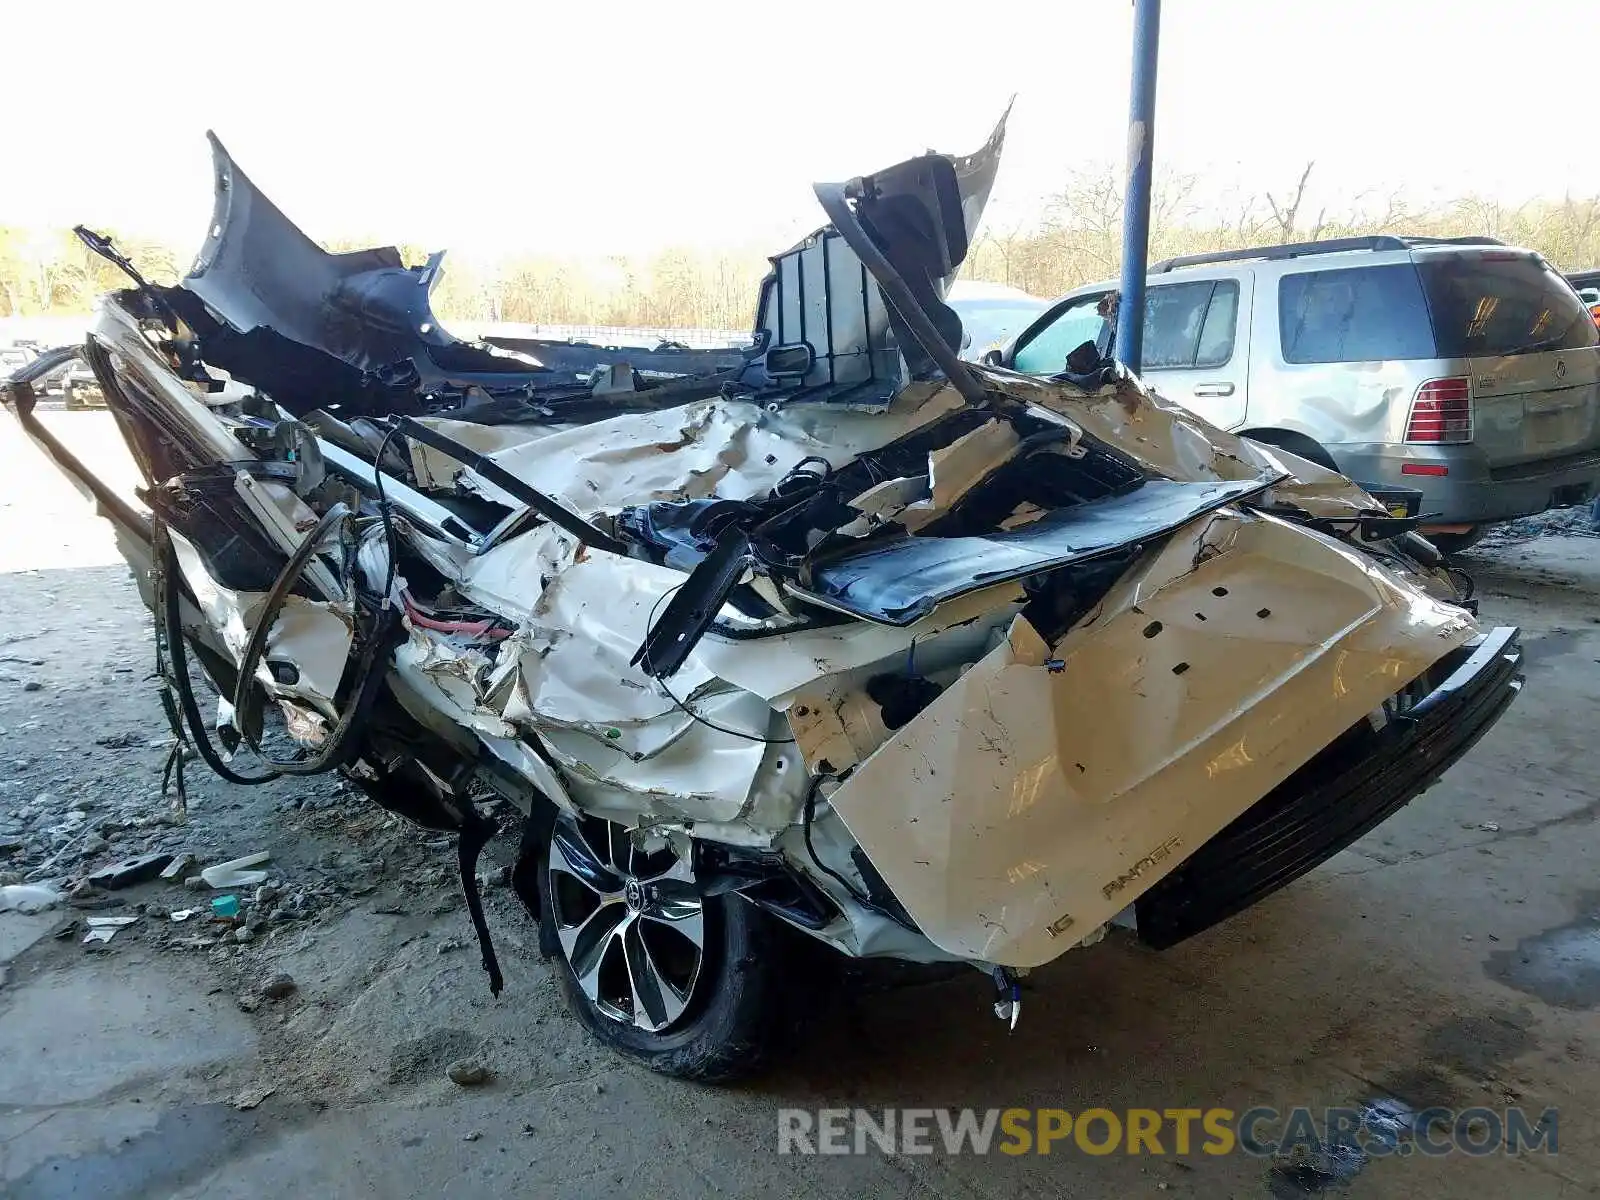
left=1136, top=627, right=1523, bottom=949
left=1334, top=443, right=1600, bottom=524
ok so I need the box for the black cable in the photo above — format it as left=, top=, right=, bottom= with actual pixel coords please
left=153, top=520, right=281, bottom=786
left=801, top=778, right=892, bottom=917
left=642, top=585, right=795, bottom=744
left=653, top=675, right=797, bottom=745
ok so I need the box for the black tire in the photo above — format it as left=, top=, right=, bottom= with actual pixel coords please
left=1241, top=428, right=1339, bottom=472
left=1426, top=525, right=1488, bottom=556
left=536, top=814, right=793, bottom=1082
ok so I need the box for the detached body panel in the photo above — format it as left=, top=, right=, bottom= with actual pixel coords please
left=827, top=511, right=1478, bottom=967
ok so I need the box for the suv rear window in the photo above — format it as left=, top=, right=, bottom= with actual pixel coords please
left=1417, top=254, right=1599, bottom=357
left=1278, top=264, right=1436, bottom=363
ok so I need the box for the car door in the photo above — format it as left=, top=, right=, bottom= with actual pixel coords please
left=1137, top=273, right=1250, bottom=429
left=1006, top=274, right=1251, bottom=428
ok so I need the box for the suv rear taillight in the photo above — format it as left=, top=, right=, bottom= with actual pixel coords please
left=1404, top=377, right=1473, bottom=444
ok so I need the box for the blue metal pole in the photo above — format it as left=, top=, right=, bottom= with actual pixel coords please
left=1115, top=0, right=1162, bottom=372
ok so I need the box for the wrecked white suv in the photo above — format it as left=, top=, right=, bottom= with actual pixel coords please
left=2, top=117, right=1522, bottom=1081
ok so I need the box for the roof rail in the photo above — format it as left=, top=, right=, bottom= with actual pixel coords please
left=1398, top=236, right=1510, bottom=249
left=1149, top=234, right=1507, bottom=274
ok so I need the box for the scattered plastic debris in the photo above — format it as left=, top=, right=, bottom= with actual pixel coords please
left=211, top=895, right=241, bottom=919
left=169, top=908, right=197, bottom=922
left=0, top=883, right=64, bottom=914
left=1480, top=821, right=1501, bottom=832
left=82, top=915, right=138, bottom=944
left=201, top=851, right=271, bottom=889
left=86, top=852, right=175, bottom=890
left=93, top=732, right=145, bottom=749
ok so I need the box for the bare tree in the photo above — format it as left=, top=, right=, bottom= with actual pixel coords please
left=1265, top=162, right=1316, bottom=241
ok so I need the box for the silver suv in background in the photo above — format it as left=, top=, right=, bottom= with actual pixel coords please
left=997, top=236, right=1600, bottom=552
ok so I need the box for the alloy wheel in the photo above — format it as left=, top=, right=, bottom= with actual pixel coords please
left=546, top=815, right=706, bottom=1033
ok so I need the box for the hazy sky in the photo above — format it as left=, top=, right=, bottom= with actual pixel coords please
left=6, top=0, right=1597, bottom=257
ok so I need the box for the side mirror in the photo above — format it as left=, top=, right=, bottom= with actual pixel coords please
left=1065, top=339, right=1102, bottom=375
left=980, top=348, right=1004, bottom=368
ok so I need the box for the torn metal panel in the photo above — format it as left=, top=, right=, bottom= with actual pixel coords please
left=899, top=418, right=1020, bottom=532
left=407, top=417, right=560, bottom=492
left=803, top=477, right=1271, bottom=626
left=166, top=528, right=354, bottom=717
left=465, top=384, right=966, bottom=518
left=490, top=555, right=720, bottom=740
left=827, top=510, right=1475, bottom=968
left=782, top=610, right=1014, bottom=777
left=397, top=416, right=627, bottom=554
left=843, top=475, right=930, bottom=535
left=539, top=690, right=784, bottom=829
left=693, top=578, right=1028, bottom=702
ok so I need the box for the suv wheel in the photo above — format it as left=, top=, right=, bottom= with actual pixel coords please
left=1242, top=429, right=1339, bottom=472
left=537, top=813, right=791, bottom=1082
left=1427, top=525, right=1487, bottom=556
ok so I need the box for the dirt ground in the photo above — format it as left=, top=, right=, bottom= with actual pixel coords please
left=2, top=411, right=1598, bottom=1199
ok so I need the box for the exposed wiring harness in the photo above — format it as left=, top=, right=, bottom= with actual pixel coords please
left=400, top=590, right=513, bottom=639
